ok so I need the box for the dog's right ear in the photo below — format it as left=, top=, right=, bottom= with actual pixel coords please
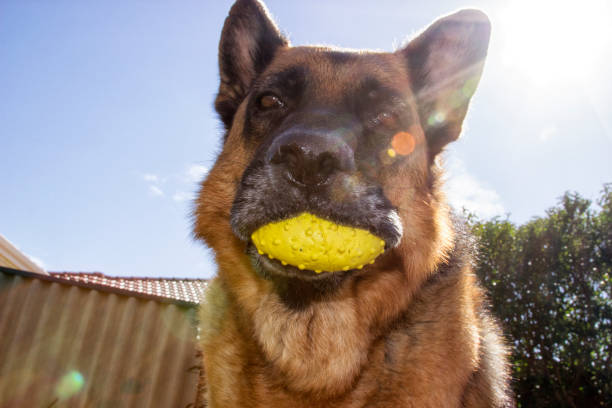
left=215, top=0, right=288, bottom=131
left=398, top=10, right=490, bottom=159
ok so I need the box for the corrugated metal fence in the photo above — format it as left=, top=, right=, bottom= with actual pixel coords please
left=0, top=267, right=203, bottom=407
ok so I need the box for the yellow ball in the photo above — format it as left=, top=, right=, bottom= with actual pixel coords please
left=251, top=212, right=385, bottom=273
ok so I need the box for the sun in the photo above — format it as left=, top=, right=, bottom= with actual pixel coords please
left=498, top=0, right=612, bottom=87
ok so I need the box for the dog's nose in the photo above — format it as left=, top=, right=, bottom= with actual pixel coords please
left=267, top=132, right=355, bottom=187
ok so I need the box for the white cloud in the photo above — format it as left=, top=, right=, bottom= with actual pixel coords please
left=141, top=165, right=207, bottom=200
left=173, top=191, right=194, bottom=202
left=149, top=185, right=164, bottom=197
left=444, top=158, right=505, bottom=219
left=186, top=164, right=208, bottom=183
left=142, top=172, right=166, bottom=197
left=143, top=173, right=159, bottom=183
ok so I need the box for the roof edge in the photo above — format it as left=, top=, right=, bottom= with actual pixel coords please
left=0, top=266, right=199, bottom=307
left=0, top=234, right=47, bottom=275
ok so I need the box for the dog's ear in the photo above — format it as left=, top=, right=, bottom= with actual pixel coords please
left=398, top=10, right=491, bottom=157
left=215, top=0, right=288, bottom=131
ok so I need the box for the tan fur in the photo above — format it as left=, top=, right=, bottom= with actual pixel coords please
left=194, top=3, right=512, bottom=407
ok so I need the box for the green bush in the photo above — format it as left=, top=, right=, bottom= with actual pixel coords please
left=469, top=184, right=612, bottom=407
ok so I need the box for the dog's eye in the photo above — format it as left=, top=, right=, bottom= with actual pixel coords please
left=258, top=94, right=285, bottom=110
left=372, top=111, right=399, bottom=129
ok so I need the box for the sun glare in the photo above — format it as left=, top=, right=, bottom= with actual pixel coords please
left=499, top=0, right=612, bottom=86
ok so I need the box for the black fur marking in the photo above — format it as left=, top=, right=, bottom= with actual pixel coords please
left=267, top=267, right=346, bottom=309
left=245, top=66, right=308, bottom=140
left=352, top=77, right=400, bottom=107
left=254, top=66, right=307, bottom=100
left=251, top=11, right=286, bottom=77
left=215, top=98, right=240, bottom=133
left=350, top=77, right=411, bottom=128
left=383, top=337, right=396, bottom=366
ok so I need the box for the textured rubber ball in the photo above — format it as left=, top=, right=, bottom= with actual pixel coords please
left=251, top=213, right=385, bottom=273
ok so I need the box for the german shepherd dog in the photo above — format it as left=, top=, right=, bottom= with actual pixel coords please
left=195, top=0, right=513, bottom=406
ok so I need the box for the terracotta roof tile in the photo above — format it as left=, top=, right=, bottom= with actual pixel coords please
left=49, top=272, right=208, bottom=304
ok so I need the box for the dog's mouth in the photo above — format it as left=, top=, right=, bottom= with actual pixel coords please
left=239, top=209, right=402, bottom=279
left=247, top=243, right=346, bottom=280
left=245, top=211, right=399, bottom=278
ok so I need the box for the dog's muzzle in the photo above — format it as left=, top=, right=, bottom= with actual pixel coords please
left=230, top=121, right=403, bottom=275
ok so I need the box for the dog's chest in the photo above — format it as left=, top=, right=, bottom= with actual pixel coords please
left=260, top=328, right=473, bottom=407
left=202, top=292, right=479, bottom=408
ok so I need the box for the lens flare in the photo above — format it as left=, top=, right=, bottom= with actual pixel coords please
left=427, top=112, right=446, bottom=127
left=55, top=370, right=85, bottom=399
left=391, top=132, right=416, bottom=156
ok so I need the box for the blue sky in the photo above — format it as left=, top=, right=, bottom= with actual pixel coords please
left=1, top=0, right=611, bottom=278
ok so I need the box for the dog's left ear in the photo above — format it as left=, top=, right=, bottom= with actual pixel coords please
left=215, top=0, right=289, bottom=131
left=398, top=10, right=491, bottom=157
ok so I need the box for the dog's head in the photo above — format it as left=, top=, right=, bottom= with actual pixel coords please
left=195, top=0, right=490, bottom=283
